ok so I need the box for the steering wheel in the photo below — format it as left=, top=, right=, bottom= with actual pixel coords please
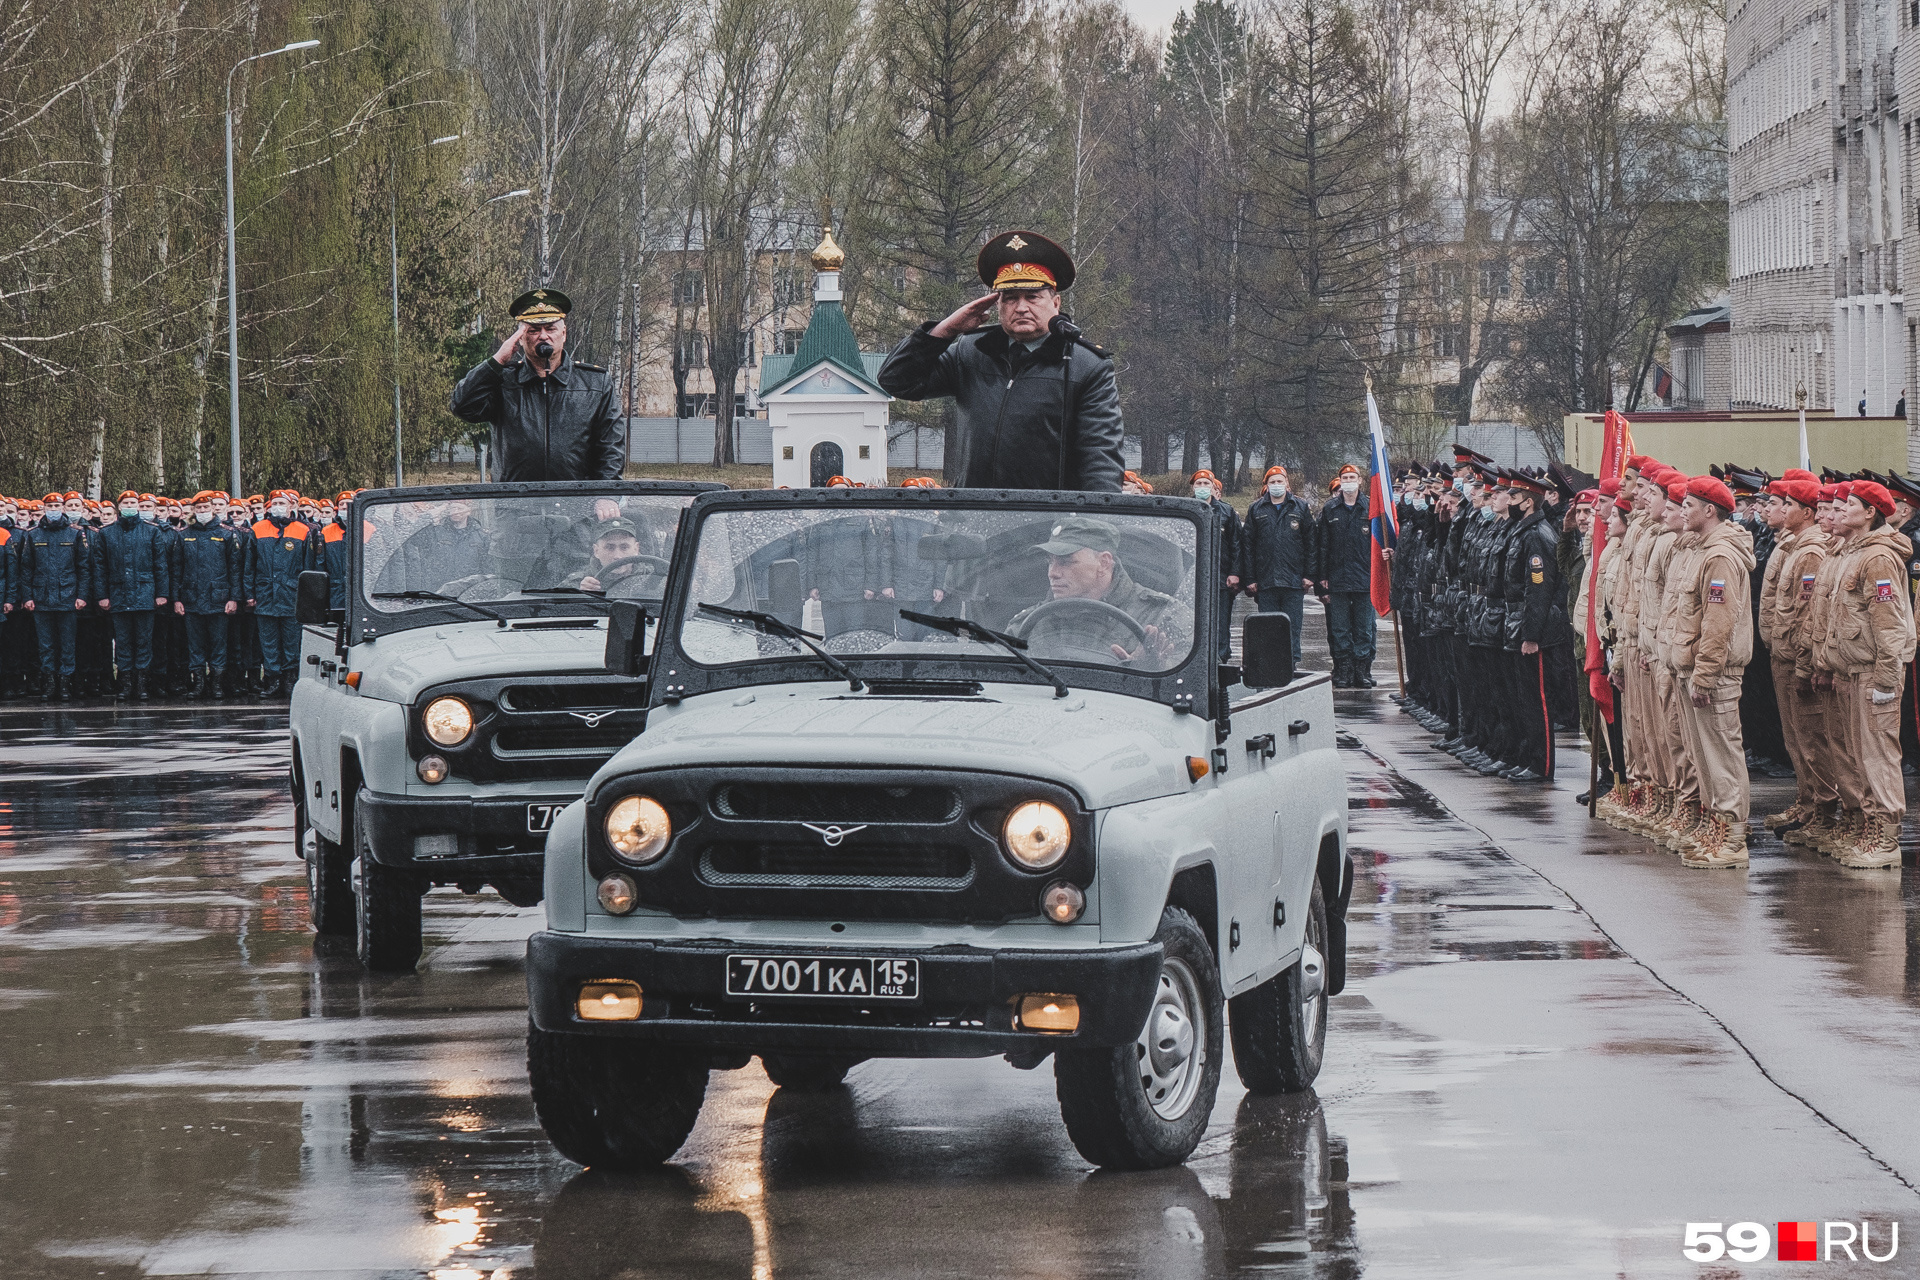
left=595, top=555, right=670, bottom=580
left=1009, top=597, right=1149, bottom=663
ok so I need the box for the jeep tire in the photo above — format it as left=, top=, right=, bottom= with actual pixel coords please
left=1054, top=906, right=1223, bottom=1170
left=352, top=790, right=425, bottom=971
left=1228, top=876, right=1329, bottom=1094
left=760, top=1054, right=862, bottom=1091
left=528, top=1025, right=710, bottom=1169
left=298, top=790, right=355, bottom=937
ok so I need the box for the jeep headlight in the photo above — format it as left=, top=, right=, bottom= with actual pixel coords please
left=422, top=696, right=473, bottom=747
left=1003, top=801, right=1071, bottom=870
left=604, top=796, right=671, bottom=864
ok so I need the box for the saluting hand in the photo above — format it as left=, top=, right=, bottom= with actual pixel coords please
left=493, top=321, right=530, bottom=366
left=930, top=293, right=999, bottom=340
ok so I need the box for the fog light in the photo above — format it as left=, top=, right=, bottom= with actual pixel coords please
left=1040, top=880, right=1085, bottom=924
left=417, top=754, right=449, bottom=784
left=1016, top=993, right=1080, bottom=1033
left=596, top=873, right=638, bottom=915
left=578, top=979, right=642, bottom=1021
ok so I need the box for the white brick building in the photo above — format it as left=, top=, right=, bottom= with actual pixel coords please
left=1727, top=0, right=1912, bottom=442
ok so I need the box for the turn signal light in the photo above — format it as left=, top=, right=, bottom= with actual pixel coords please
left=596, top=873, right=638, bottom=915
left=343, top=671, right=362, bottom=689
left=1016, top=993, right=1080, bottom=1033
left=1040, top=880, right=1085, bottom=924
left=1187, top=755, right=1210, bottom=782
left=416, top=754, right=449, bottom=784
left=578, top=979, right=642, bottom=1021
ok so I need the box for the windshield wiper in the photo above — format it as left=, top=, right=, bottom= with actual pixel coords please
left=520, top=585, right=608, bottom=599
left=697, top=603, right=864, bottom=691
left=897, top=609, right=1069, bottom=698
left=372, top=590, right=509, bottom=628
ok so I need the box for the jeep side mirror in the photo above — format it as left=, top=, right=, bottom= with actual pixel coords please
left=1240, top=612, right=1295, bottom=689
left=295, top=570, right=332, bottom=626
left=605, top=600, right=650, bottom=675
left=768, top=557, right=802, bottom=629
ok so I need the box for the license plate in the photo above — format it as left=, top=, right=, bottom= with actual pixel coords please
left=725, top=954, right=919, bottom=1002
left=526, top=803, right=561, bottom=834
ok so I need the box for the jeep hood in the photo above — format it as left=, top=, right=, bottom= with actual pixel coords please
left=600, top=685, right=1205, bottom=809
left=349, top=619, right=620, bottom=703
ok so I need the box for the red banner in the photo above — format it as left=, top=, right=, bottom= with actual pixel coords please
left=1584, top=410, right=1633, bottom=722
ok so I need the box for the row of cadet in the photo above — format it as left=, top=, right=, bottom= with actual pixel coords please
left=1390, top=449, right=1920, bottom=871
left=1123, top=465, right=1395, bottom=680
left=0, top=488, right=361, bottom=702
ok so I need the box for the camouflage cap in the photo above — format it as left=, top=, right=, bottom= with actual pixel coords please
left=1034, top=516, right=1120, bottom=557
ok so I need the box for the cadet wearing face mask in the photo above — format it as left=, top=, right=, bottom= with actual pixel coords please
left=18, top=491, right=95, bottom=701
left=1316, top=463, right=1377, bottom=687
left=1187, top=471, right=1243, bottom=663
left=93, top=489, right=175, bottom=700
left=176, top=491, right=240, bottom=700
left=243, top=489, right=316, bottom=699
left=1241, top=466, right=1315, bottom=666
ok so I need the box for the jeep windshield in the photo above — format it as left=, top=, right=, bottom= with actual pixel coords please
left=670, top=498, right=1201, bottom=691
left=355, top=486, right=709, bottom=634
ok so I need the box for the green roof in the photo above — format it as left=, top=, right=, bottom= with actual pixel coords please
left=759, top=299, right=886, bottom=396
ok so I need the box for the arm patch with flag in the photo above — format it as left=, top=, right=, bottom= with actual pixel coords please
left=1707, top=579, right=1725, bottom=604
left=1877, top=578, right=1896, bottom=603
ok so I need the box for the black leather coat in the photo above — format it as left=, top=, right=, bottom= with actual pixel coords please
left=451, top=352, right=625, bottom=482
left=877, top=323, right=1124, bottom=492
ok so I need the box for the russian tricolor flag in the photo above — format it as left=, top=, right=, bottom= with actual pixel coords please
left=1365, top=384, right=1398, bottom=618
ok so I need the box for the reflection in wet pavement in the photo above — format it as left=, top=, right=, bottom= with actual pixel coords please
left=4, top=691, right=1918, bottom=1278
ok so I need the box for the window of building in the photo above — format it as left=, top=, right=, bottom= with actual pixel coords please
left=1479, top=260, right=1510, bottom=298
left=771, top=272, right=802, bottom=309
left=677, top=331, right=706, bottom=368
left=774, top=328, right=806, bottom=356
left=1435, top=328, right=1458, bottom=359
left=677, top=272, right=704, bottom=306
left=1522, top=259, right=1557, bottom=297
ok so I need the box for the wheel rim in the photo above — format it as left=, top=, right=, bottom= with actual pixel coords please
left=1301, top=903, right=1328, bottom=1052
left=1136, top=956, right=1206, bottom=1120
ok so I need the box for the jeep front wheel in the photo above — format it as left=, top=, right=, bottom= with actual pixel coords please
left=528, top=1025, right=710, bottom=1169
left=305, top=820, right=354, bottom=937
left=1054, top=906, right=1223, bottom=1170
left=352, top=792, right=425, bottom=971
left=1228, top=876, right=1328, bottom=1094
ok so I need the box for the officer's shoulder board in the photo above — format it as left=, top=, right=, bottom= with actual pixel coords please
left=573, top=361, right=607, bottom=373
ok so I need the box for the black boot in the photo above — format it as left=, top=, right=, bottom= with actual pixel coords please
left=56, top=674, right=72, bottom=702
left=186, top=670, right=203, bottom=701
left=1357, top=662, right=1377, bottom=688
left=1331, top=659, right=1350, bottom=688
left=114, top=671, right=131, bottom=700
left=134, top=670, right=149, bottom=701
left=212, top=668, right=229, bottom=701
left=40, top=672, right=54, bottom=702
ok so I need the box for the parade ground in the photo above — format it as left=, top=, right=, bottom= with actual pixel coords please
left=3, top=607, right=1919, bottom=1278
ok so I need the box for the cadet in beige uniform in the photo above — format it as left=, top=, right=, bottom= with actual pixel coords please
left=1788, top=484, right=1855, bottom=852
left=1619, top=468, right=1680, bottom=833
left=1809, top=480, right=1917, bottom=867
left=1627, top=478, right=1687, bottom=838
left=1650, top=480, right=1705, bottom=848
left=1757, top=477, right=1835, bottom=841
left=1664, top=475, right=1757, bottom=867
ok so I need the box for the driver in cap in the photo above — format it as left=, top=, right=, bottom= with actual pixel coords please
left=1007, top=516, right=1186, bottom=664
left=566, top=518, right=651, bottom=593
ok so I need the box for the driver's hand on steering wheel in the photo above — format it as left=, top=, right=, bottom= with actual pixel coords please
left=1110, top=624, right=1174, bottom=666
left=580, top=575, right=603, bottom=592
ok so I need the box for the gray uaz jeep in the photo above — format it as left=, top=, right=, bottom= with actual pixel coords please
left=526, top=486, right=1350, bottom=1169
left=290, top=480, right=722, bottom=971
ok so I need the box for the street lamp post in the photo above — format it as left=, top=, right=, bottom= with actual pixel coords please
left=224, top=39, right=319, bottom=498
left=390, top=133, right=462, bottom=487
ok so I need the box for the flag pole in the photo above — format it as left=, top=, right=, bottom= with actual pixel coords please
left=1797, top=385, right=1810, bottom=469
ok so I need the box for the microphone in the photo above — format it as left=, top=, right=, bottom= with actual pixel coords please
left=1049, top=314, right=1102, bottom=354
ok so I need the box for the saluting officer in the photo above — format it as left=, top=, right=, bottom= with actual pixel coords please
left=878, top=231, right=1125, bottom=492
left=451, top=288, right=626, bottom=482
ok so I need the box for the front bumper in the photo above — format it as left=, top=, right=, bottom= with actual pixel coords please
left=358, top=789, right=577, bottom=877
left=526, top=931, right=1163, bottom=1057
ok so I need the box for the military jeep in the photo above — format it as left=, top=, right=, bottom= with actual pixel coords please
left=526, top=486, right=1350, bottom=1170
left=289, top=480, right=722, bottom=971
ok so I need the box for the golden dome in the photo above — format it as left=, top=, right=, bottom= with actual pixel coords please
left=811, top=228, right=845, bottom=271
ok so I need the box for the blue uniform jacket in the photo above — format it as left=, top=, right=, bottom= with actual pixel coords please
left=94, top=517, right=175, bottom=609
left=1315, top=494, right=1374, bottom=594
left=321, top=522, right=350, bottom=610
left=0, top=525, right=14, bottom=607
left=18, top=521, right=94, bottom=610
left=176, top=521, right=241, bottom=614
left=244, top=517, right=316, bottom=617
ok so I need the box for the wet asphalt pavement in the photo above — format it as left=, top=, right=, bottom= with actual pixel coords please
left=5, top=606, right=1920, bottom=1277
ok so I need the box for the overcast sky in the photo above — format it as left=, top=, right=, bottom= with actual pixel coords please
left=1121, top=0, right=1184, bottom=41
